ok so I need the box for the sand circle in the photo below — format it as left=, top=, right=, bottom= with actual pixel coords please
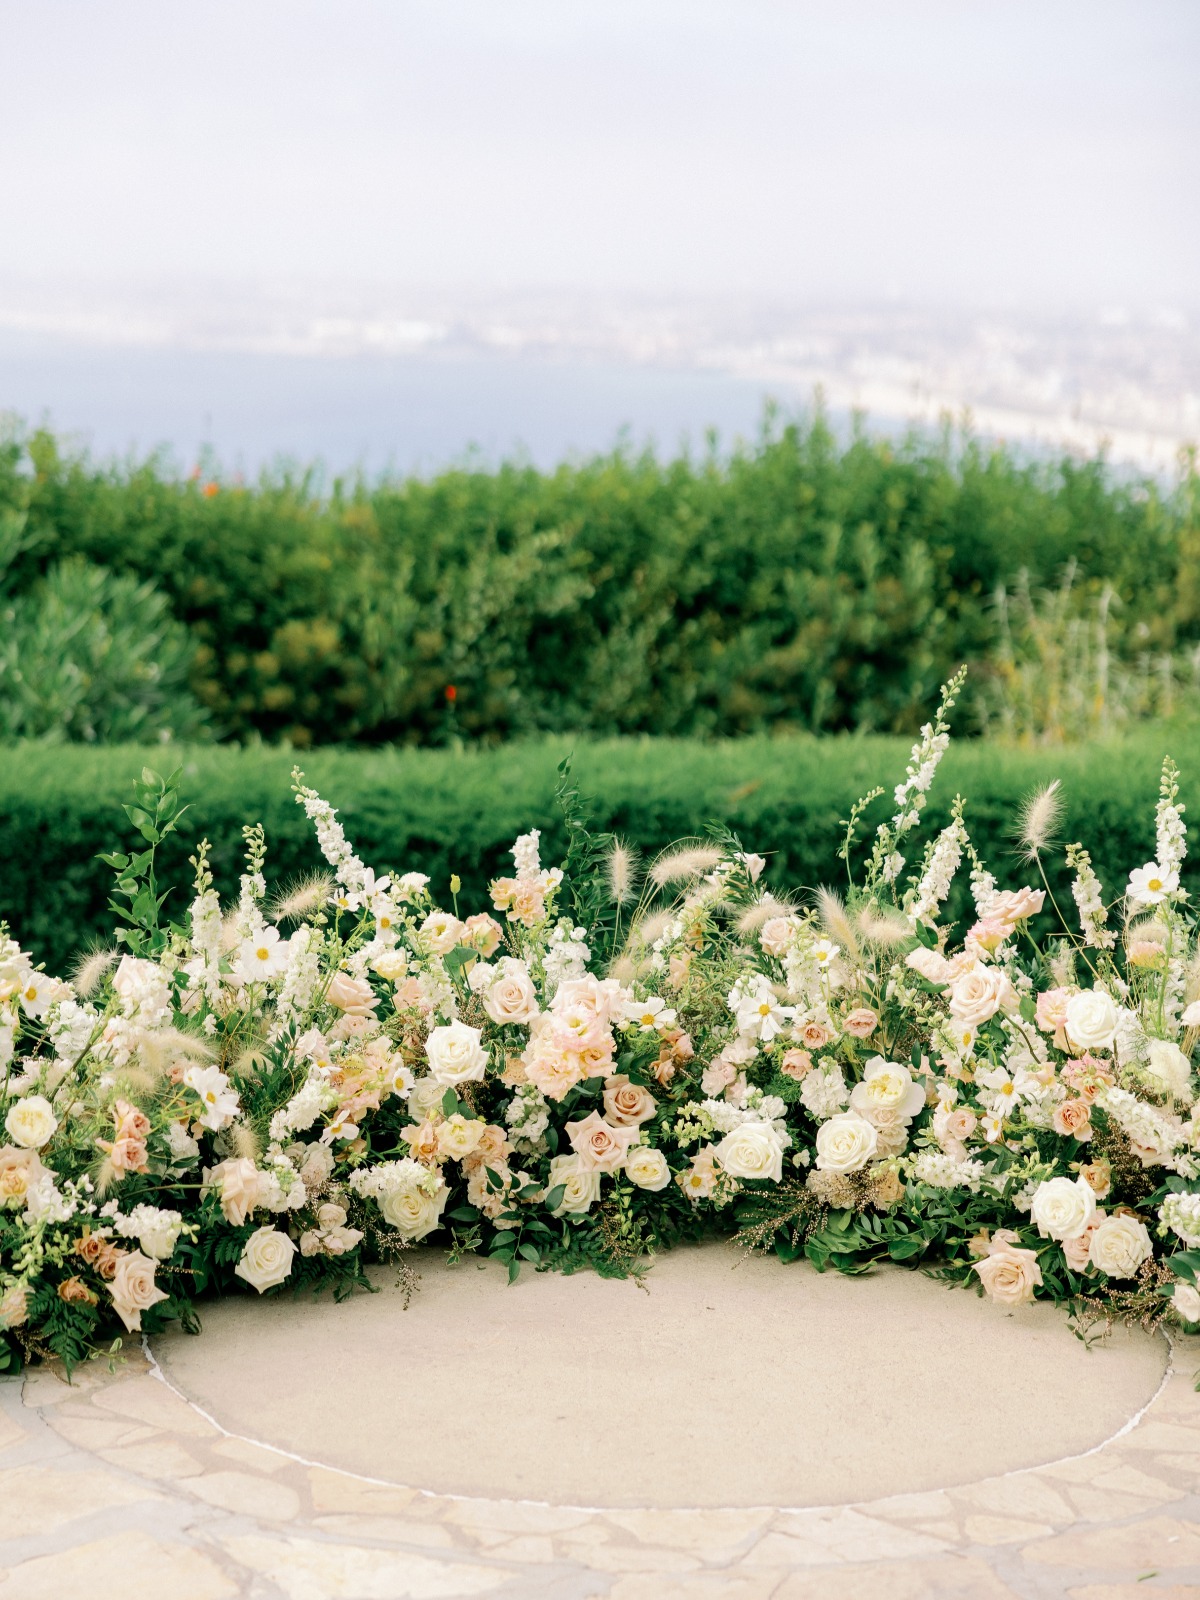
left=151, top=1241, right=1167, bottom=1509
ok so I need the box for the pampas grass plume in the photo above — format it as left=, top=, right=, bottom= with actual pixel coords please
left=649, top=845, right=722, bottom=888
left=270, top=873, right=334, bottom=922
left=737, top=894, right=794, bottom=935
left=815, top=888, right=859, bottom=959
left=1019, top=780, right=1063, bottom=861
left=71, top=947, right=117, bottom=998
left=606, top=841, right=640, bottom=906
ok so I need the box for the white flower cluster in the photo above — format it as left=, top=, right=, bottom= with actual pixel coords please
left=270, top=925, right=324, bottom=1039
left=1099, top=1085, right=1187, bottom=1171
left=349, top=1158, right=448, bottom=1240
left=504, top=1083, right=551, bottom=1152
left=1157, top=759, right=1188, bottom=879
left=543, top=924, right=591, bottom=991
left=910, top=1149, right=987, bottom=1191
left=111, top=1203, right=185, bottom=1260
left=799, top=1060, right=849, bottom=1120
left=1160, top=1190, right=1200, bottom=1248
left=1065, top=843, right=1117, bottom=950
left=268, top=1070, right=332, bottom=1142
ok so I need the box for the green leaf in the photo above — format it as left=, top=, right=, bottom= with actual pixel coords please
left=544, top=1184, right=566, bottom=1213
left=518, top=1242, right=540, bottom=1263
left=507, top=1257, right=522, bottom=1285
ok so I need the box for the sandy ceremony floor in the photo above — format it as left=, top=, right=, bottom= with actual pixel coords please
left=2, top=1242, right=1200, bottom=1598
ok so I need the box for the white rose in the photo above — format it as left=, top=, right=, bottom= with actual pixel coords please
left=407, top=1075, right=448, bottom=1121
left=849, top=1058, right=926, bottom=1121
left=4, top=1095, right=57, bottom=1150
left=380, top=1180, right=449, bottom=1240
left=1173, top=1282, right=1200, bottom=1324
left=714, top=1122, right=788, bottom=1183
left=1146, top=1039, right=1193, bottom=1100
left=233, top=1227, right=298, bottom=1293
left=624, top=1145, right=671, bottom=1191
left=1030, top=1175, right=1097, bottom=1241
left=1065, top=989, right=1118, bottom=1052
left=947, top=963, right=1012, bottom=1028
left=1088, top=1213, right=1153, bottom=1279
left=370, top=949, right=409, bottom=982
left=814, top=1112, right=879, bottom=1174
left=547, top=1154, right=602, bottom=1215
left=424, top=1021, right=489, bottom=1086
left=481, top=959, right=540, bottom=1026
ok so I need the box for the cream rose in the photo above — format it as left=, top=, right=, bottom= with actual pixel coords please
left=480, top=959, right=540, bottom=1026
left=4, top=1095, right=58, bottom=1150
left=1172, top=1282, right=1200, bottom=1323
left=947, top=963, right=1012, bottom=1028
left=234, top=1227, right=299, bottom=1293
left=370, top=949, right=409, bottom=982
left=435, top=1113, right=485, bottom=1161
left=972, top=1243, right=1043, bottom=1305
left=1064, top=988, right=1119, bottom=1053
left=906, top=946, right=953, bottom=985
left=814, top=1112, right=878, bottom=1174
left=625, top=1145, right=671, bottom=1191
left=0, top=1146, right=44, bottom=1205
left=714, top=1121, right=788, bottom=1183
left=759, top=916, right=800, bottom=957
left=425, top=1021, right=489, bottom=1086
left=1088, top=1213, right=1153, bottom=1278
left=1030, top=1175, right=1097, bottom=1241
left=0, top=1283, right=28, bottom=1329
left=326, top=971, right=378, bottom=1016
left=546, top=1154, right=602, bottom=1215
left=849, top=1057, right=925, bottom=1120
left=108, top=1250, right=170, bottom=1331
left=380, top=1179, right=449, bottom=1240
left=1145, top=1038, right=1193, bottom=1100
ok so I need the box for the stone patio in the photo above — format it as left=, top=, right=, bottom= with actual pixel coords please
left=3, top=1253, right=1200, bottom=1598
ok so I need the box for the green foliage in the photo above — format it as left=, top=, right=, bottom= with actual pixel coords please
left=7, top=725, right=1200, bottom=976
left=0, top=556, right=208, bottom=744
left=1, top=414, right=1197, bottom=746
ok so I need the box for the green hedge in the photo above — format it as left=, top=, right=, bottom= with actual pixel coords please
left=3, top=414, right=1197, bottom=745
left=4, top=731, right=1198, bottom=975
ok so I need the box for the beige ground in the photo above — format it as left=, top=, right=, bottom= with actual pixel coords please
left=153, top=1243, right=1167, bottom=1508
left=2, top=1244, right=1200, bottom=1597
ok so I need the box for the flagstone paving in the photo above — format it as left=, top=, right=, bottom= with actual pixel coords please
left=2, top=1328, right=1200, bottom=1599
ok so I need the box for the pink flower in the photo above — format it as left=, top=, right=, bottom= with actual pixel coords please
left=842, top=1007, right=879, bottom=1039
left=564, top=1111, right=639, bottom=1172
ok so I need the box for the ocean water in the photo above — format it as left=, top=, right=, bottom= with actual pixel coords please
left=0, top=333, right=816, bottom=478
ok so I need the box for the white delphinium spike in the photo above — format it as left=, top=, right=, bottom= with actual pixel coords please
left=649, top=844, right=723, bottom=887
left=1064, top=842, right=1117, bottom=949
left=605, top=841, right=640, bottom=906
left=1156, top=758, right=1187, bottom=878
left=1018, top=780, right=1064, bottom=862
left=869, top=667, right=966, bottom=887
left=908, top=802, right=968, bottom=927
left=292, top=771, right=369, bottom=902
left=71, top=947, right=117, bottom=999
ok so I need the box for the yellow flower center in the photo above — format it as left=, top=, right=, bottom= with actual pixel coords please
left=1149, top=878, right=1163, bottom=893
left=256, top=947, right=269, bottom=962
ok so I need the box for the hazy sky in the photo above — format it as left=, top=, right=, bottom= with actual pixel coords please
left=1, top=0, right=1197, bottom=309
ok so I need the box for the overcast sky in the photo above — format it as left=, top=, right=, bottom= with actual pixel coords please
left=1, top=0, right=1197, bottom=311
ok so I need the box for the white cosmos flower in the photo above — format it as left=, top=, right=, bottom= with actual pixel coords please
left=1127, top=862, right=1178, bottom=907
left=236, top=925, right=289, bottom=983
left=622, top=995, right=676, bottom=1033
left=183, top=1065, right=241, bottom=1131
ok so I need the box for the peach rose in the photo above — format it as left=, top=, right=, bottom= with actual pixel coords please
left=906, top=945, right=953, bottom=985
left=1077, top=1158, right=1112, bottom=1199
left=1052, top=1098, right=1093, bottom=1141
left=972, top=1242, right=1043, bottom=1305
left=1062, top=1211, right=1105, bottom=1272
left=948, top=962, right=1014, bottom=1028
left=798, top=1020, right=832, bottom=1051
left=205, top=1158, right=263, bottom=1226
left=113, top=1100, right=152, bottom=1142
left=988, top=887, right=1046, bottom=927
left=326, top=971, right=379, bottom=1015
left=780, top=1048, right=814, bottom=1081
left=602, top=1075, right=657, bottom=1127
left=402, top=1120, right=442, bottom=1165
left=108, top=1250, right=169, bottom=1332
left=57, top=1276, right=96, bottom=1305
left=106, top=1135, right=149, bottom=1174
left=565, top=1111, right=639, bottom=1172
left=843, top=1008, right=879, bottom=1039
left=461, top=913, right=503, bottom=956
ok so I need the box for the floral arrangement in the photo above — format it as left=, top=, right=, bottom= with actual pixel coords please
left=6, top=672, right=1200, bottom=1371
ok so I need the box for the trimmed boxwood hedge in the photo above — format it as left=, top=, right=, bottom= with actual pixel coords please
left=4, top=730, right=1200, bottom=976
